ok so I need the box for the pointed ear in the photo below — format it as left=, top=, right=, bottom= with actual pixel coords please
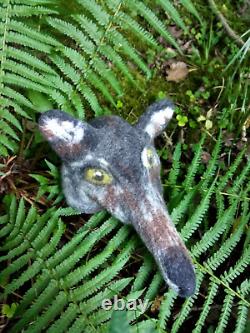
left=135, top=99, right=175, bottom=140
left=38, top=110, right=97, bottom=160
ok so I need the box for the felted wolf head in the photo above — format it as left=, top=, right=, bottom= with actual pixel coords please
left=39, top=99, right=196, bottom=297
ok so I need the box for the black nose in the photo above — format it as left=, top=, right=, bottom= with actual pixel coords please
left=160, top=246, right=196, bottom=298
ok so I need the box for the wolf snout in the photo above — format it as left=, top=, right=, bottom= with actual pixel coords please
left=130, top=199, right=196, bottom=297
left=159, top=246, right=196, bottom=297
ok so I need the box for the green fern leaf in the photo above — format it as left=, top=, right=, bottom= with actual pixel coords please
left=157, top=0, right=187, bottom=32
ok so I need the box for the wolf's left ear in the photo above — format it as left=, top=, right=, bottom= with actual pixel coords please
left=135, top=99, right=174, bottom=140
left=38, top=110, right=97, bottom=160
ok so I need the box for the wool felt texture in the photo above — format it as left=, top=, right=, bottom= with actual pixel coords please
left=39, top=99, right=196, bottom=297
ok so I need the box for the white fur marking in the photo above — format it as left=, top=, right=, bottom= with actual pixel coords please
left=70, top=154, right=93, bottom=168
left=141, top=147, right=159, bottom=169
left=141, top=147, right=150, bottom=168
left=144, top=124, right=155, bottom=138
left=145, top=107, right=174, bottom=138
left=61, top=121, right=74, bottom=131
left=44, top=118, right=84, bottom=144
left=71, top=156, right=109, bottom=168
left=99, top=158, right=109, bottom=167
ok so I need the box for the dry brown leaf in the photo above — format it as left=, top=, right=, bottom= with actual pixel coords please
left=166, top=61, right=188, bottom=82
left=169, top=25, right=183, bottom=38
left=151, top=296, right=164, bottom=313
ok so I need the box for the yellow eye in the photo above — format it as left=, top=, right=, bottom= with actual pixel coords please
left=146, top=148, right=155, bottom=167
left=142, top=147, right=159, bottom=169
left=84, top=168, right=113, bottom=185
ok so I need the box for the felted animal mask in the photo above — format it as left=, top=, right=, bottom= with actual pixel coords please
left=39, top=99, right=196, bottom=297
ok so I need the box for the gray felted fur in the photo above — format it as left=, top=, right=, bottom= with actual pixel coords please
left=38, top=99, right=196, bottom=297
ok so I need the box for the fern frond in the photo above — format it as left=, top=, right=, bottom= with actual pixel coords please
left=2, top=86, right=34, bottom=108
left=1, top=2, right=248, bottom=332
left=76, top=0, right=110, bottom=26
left=99, top=44, right=135, bottom=84
left=10, top=279, right=60, bottom=333
left=215, top=292, right=234, bottom=333
left=131, top=320, right=157, bottom=333
left=108, top=29, right=151, bottom=78
left=4, top=59, right=53, bottom=87
left=144, top=272, right=163, bottom=301
left=1, top=133, right=249, bottom=332
left=64, top=224, right=131, bottom=287
left=0, top=133, right=18, bottom=152
left=0, top=120, right=19, bottom=141
left=71, top=238, right=136, bottom=301
left=222, top=246, right=250, bottom=284
left=217, top=148, right=246, bottom=192
left=1, top=109, right=22, bottom=131
left=131, top=254, right=154, bottom=292
left=47, top=17, right=95, bottom=54
left=205, top=212, right=248, bottom=271
left=126, top=0, right=181, bottom=52
left=0, top=196, right=17, bottom=238
left=157, top=290, right=177, bottom=330
left=234, top=301, right=249, bottom=333
left=157, top=0, right=187, bottom=32
left=8, top=20, right=59, bottom=46
left=181, top=178, right=216, bottom=241
left=201, top=131, right=222, bottom=190
left=191, top=200, right=238, bottom=258
left=6, top=31, right=54, bottom=53
left=0, top=107, right=22, bottom=153
left=179, top=0, right=203, bottom=24
left=1, top=0, right=188, bottom=155
left=8, top=4, right=57, bottom=17
left=227, top=161, right=250, bottom=203
left=46, top=303, right=78, bottom=333
left=193, top=281, right=219, bottom=333
left=116, top=12, right=159, bottom=48
left=4, top=73, right=50, bottom=93
left=167, top=142, right=182, bottom=192
left=183, top=134, right=206, bottom=191
left=5, top=197, right=25, bottom=241
left=171, top=271, right=204, bottom=333
left=6, top=47, right=55, bottom=74
left=171, top=190, right=195, bottom=225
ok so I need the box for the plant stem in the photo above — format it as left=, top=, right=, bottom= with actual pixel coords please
left=208, top=0, right=246, bottom=48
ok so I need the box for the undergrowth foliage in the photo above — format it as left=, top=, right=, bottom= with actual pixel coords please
left=0, top=0, right=249, bottom=332
left=1, top=136, right=249, bottom=332
left=0, top=0, right=202, bottom=156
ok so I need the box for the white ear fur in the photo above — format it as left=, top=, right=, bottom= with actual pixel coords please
left=38, top=110, right=94, bottom=160
left=144, top=106, right=174, bottom=139
left=41, top=117, right=84, bottom=144
left=135, top=100, right=175, bottom=140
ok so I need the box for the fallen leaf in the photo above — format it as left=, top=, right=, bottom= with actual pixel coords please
left=166, top=61, right=188, bottom=82
left=169, top=25, right=183, bottom=38
left=201, top=151, right=211, bottom=164
left=151, top=296, right=164, bottom=313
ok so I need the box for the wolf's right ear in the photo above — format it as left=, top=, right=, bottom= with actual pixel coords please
left=38, top=110, right=97, bottom=160
left=135, top=99, right=175, bottom=141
